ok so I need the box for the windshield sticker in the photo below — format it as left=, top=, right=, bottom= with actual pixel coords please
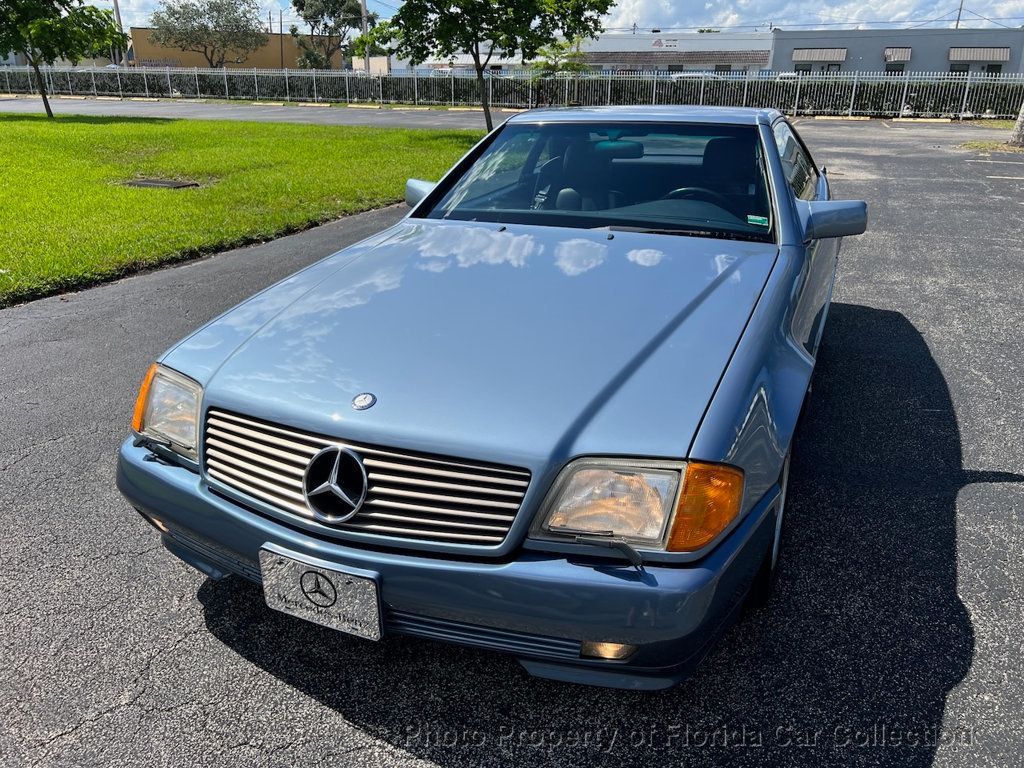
left=747, top=215, right=770, bottom=227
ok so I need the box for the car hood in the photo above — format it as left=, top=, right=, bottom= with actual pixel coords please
left=165, top=220, right=778, bottom=470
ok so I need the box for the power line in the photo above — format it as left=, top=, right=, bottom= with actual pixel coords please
left=907, top=8, right=960, bottom=29
left=963, top=9, right=1017, bottom=29
left=601, top=14, right=1024, bottom=32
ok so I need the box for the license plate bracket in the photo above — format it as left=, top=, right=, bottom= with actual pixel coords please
left=258, top=547, right=382, bottom=641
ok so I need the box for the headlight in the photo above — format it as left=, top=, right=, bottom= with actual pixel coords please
left=533, top=458, right=744, bottom=552
left=132, top=363, right=202, bottom=460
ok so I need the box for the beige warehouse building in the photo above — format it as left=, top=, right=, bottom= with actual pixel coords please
left=129, top=27, right=345, bottom=69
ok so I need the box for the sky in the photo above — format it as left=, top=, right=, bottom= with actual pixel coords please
left=102, top=0, right=1024, bottom=34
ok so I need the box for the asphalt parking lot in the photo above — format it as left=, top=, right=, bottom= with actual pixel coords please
left=1, top=118, right=1022, bottom=767
left=0, top=94, right=514, bottom=128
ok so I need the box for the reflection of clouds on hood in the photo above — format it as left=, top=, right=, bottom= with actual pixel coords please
left=416, top=224, right=542, bottom=272
left=555, top=238, right=608, bottom=276
left=713, top=253, right=742, bottom=283
left=627, top=248, right=664, bottom=267
left=309, top=266, right=404, bottom=310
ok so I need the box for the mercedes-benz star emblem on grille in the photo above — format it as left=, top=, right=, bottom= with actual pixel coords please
left=352, top=392, right=376, bottom=410
left=302, top=446, right=368, bottom=523
left=300, top=570, right=338, bottom=608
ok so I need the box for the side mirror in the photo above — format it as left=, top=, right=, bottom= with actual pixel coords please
left=797, top=199, right=868, bottom=241
left=405, top=178, right=435, bottom=209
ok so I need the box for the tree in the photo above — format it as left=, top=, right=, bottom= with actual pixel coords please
left=150, top=0, right=268, bottom=68
left=1010, top=102, right=1024, bottom=148
left=351, top=19, right=395, bottom=61
left=390, top=0, right=614, bottom=131
left=290, top=0, right=374, bottom=70
left=530, top=37, right=589, bottom=76
left=0, top=0, right=125, bottom=118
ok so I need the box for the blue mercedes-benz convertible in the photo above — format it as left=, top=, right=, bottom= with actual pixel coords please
left=117, top=106, right=867, bottom=690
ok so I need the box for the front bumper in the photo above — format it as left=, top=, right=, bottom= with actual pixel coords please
left=117, top=439, right=776, bottom=690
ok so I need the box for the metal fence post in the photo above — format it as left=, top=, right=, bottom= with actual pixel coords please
left=488, top=73, right=492, bottom=109
left=900, top=71, right=910, bottom=115
left=312, top=69, right=317, bottom=102
left=413, top=68, right=418, bottom=105
left=194, top=68, right=199, bottom=97
left=450, top=71, right=454, bottom=106
left=142, top=69, right=148, bottom=97
left=284, top=68, right=289, bottom=101
left=848, top=72, right=858, bottom=116
left=606, top=72, right=611, bottom=105
left=564, top=76, right=569, bottom=105
left=5, top=68, right=11, bottom=95
left=379, top=74, right=384, bottom=103
left=959, top=70, right=971, bottom=117
left=793, top=73, right=802, bottom=115
left=90, top=68, right=97, bottom=97
left=116, top=68, right=122, bottom=98
left=742, top=70, right=749, bottom=107
left=223, top=68, right=229, bottom=99
left=66, top=70, right=72, bottom=95
left=699, top=73, right=705, bottom=106
left=651, top=74, right=656, bottom=105
left=254, top=68, right=259, bottom=100
left=527, top=74, right=532, bottom=108
left=344, top=71, right=349, bottom=103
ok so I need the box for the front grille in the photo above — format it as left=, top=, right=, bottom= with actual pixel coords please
left=203, top=409, right=530, bottom=547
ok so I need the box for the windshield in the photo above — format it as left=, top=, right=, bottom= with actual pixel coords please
left=419, top=121, right=774, bottom=242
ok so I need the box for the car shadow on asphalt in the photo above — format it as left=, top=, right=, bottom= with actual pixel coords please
left=196, top=302, right=1022, bottom=766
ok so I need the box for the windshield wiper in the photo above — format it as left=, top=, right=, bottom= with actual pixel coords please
left=594, top=225, right=770, bottom=243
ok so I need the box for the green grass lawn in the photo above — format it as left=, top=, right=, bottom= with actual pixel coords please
left=0, top=114, right=481, bottom=307
left=973, top=119, right=1016, bottom=130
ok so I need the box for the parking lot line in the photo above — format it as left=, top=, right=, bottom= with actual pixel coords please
left=966, top=159, right=1024, bottom=165
left=985, top=175, right=1024, bottom=180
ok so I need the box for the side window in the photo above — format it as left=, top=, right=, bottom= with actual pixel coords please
left=772, top=121, right=818, bottom=200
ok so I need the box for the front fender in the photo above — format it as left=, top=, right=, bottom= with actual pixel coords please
left=688, top=245, right=815, bottom=512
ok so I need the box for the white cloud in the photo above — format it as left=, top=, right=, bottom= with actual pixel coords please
left=102, top=0, right=300, bottom=31
left=603, top=0, right=1024, bottom=31
left=110, top=0, right=1024, bottom=34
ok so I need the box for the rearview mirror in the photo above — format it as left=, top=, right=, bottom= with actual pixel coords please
left=405, top=178, right=435, bottom=209
left=797, top=199, right=868, bottom=241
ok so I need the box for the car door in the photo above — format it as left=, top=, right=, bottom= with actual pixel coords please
left=773, top=119, right=838, bottom=357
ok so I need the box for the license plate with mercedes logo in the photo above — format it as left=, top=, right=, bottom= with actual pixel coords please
left=258, top=548, right=382, bottom=640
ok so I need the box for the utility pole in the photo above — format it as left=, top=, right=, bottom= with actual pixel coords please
left=280, top=9, right=285, bottom=68
left=360, top=0, right=370, bottom=72
left=955, top=0, right=964, bottom=28
left=111, top=0, right=125, bottom=64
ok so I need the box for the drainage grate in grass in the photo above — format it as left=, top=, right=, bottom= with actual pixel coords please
left=125, top=178, right=200, bottom=189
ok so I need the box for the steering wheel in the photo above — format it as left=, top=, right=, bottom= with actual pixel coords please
left=662, top=187, right=733, bottom=208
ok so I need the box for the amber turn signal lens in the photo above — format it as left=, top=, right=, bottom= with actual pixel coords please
left=666, top=461, right=744, bottom=552
left=131, top=363, right=158, bottom=432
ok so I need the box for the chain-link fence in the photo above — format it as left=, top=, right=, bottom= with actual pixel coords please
left=4, top=66, right=1024, bottom=119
